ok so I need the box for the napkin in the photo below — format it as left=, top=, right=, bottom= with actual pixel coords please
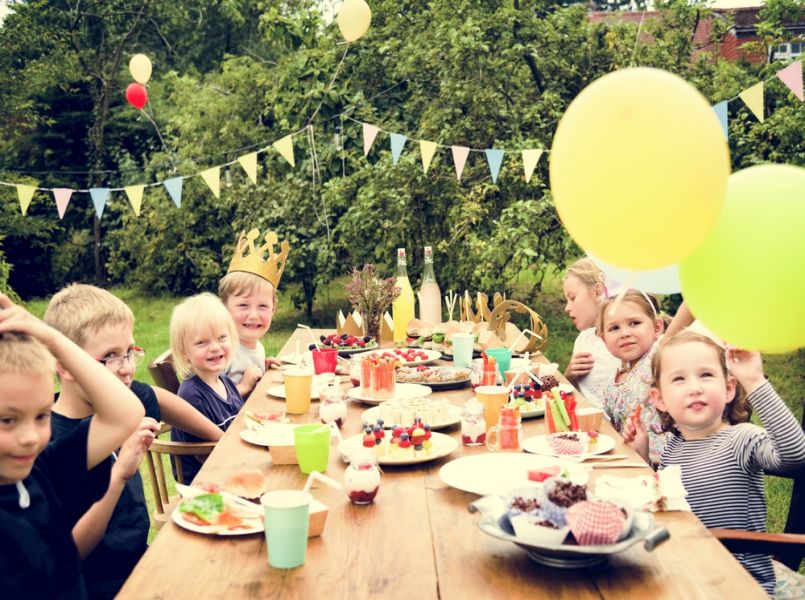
left=593, top=465, right=691, bottom=512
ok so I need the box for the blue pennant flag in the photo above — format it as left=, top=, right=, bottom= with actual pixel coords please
left=390, top=133, right=408, bottom=165
left=89, top=188, right=110, bottom=219
left=713, top=101, right=729, bottom=140
left=163, top=177, right=184, bottom=208
left=485, top=149, right=505, bottom=183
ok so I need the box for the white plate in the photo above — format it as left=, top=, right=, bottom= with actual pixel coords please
left=363, top=348, right=442, bottom=366
left=360, top=404, right=463, bottom=430
left=346, top=383, right=432, bottom=405
left=438, top=453, right=590, bottom=496
left=522, top=433, right=616, bottom=458
left=338, top=431, right=458, bottom=466
left=240, top=424, right=299, bottom=447
left=506, top=401, right=545, bottom=419
left=171, top=496, right=263, bottom=536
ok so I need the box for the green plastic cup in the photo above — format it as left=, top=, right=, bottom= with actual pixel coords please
left=293, top=424, right=330, bottom=474
left=261, top=490, right=312, bottom=569
left=485, top=347, right=512, bottom=378
left=451, top=333, right=475, bottom=368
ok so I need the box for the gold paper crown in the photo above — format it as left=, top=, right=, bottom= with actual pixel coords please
left=227, top=228, right=290, bottom=289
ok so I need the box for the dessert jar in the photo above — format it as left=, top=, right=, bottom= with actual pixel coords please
left=319, top=382, right=347, bottom=429
left=461, top=397, right=486, bottom=446
left=486, top=405, right=522, bottom=452
left=345, top=451, right=381, bottom=505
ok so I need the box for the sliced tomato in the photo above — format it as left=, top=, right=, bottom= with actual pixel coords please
left=182, top=512, right=212, bottom=527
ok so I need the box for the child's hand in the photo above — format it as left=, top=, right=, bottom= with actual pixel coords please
left=0, top=293, right=59, bottom=347
left=726, top=347, right=765, bottom=395
left=565, top=352, right=594, bottom=379
left=265, top=357, right=282, bottom=370
left=111, top=417, right=159, bottom=483
left=622, top=407, right=649, bottom=463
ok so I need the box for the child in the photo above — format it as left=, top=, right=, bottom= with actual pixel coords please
left=597, top=289, right=670, bottom=462
left=625, top=331, right=805, bottom=595
left=169, top=293, right=244, bottom=482
left=43, top=284, right=224, bottom=599
left=562, top=257, right=620, bottom=409
left=0, top=293, right=143, bottom=597
left=220, top=228, right=289, bottom=397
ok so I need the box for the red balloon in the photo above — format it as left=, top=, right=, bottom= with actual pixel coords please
left=125, top=83, right=148, bottom=110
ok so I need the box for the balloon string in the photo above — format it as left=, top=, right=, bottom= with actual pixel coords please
left=629, top=10, right=647, bottom=67
left=306, top=42, right=351, bottom=127
left=606, top=272, right=637, bottom=319
left=141, top=103, right=176, bottom=170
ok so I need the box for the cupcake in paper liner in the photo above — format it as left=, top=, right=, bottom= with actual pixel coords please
left=566, top=500, right=629, bottom=546
left=541, top=477, right=588, bottom=527
left=548, top=432, right=586, bottom=455
left=504, top=486, right=545, bottom=519
left=509, top=514, right=570, bottom=546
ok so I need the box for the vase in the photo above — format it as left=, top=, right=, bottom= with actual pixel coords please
left=361, top=310, right=382, bottom=340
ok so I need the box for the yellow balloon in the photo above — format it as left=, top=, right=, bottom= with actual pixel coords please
left=337, top=0, right=372, bottom=42
left=549, top=68, right=730, bottom=271
left=129, top=54, right=152, bottom=85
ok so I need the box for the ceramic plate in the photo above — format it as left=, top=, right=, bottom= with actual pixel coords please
left=338, top=431, right=458, bottom=466
left=363, top=348, right=442, bottom=366
left=506, top=401, right=545, bottom=419
left=171, top=490, right=263, bottom=536
left=336, top=343, right=379, bottom=358
left=438, top=453, right=590, bottom=496
left=360, top=404, right=463, bottom=430
left=239, top=424, right=299, bottom=447
left=396, top=366, right=471, bottom=390
left=346, top=383, right=432, bottom=405
left=522, top=433, right=616, bottom=458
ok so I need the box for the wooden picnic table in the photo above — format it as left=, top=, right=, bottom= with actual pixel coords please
left=118, top=329, right=767, bottom=599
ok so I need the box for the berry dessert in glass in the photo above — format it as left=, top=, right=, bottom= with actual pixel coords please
left=345, top=450, right=381, bottom=505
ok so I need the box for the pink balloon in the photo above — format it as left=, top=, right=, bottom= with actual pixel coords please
left=125, top=83, right=148, bottom=110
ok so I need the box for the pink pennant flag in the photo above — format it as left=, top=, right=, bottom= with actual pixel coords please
left=363, top=123, right=380, bottom=157
left=53, top=188, right=73, bottom=220
left=777, top=60, right=803, bottom=101
left=451, top=146, right=470, bottom=181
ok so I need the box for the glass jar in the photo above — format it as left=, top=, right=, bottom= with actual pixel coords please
left=461, top=397, right=486, bottom=446
left=344, top=450, right=381, bottom=505
left=319, top=381, right=347, bottom=429
left=349, top=356, right=364, bottom=388
left=486, top=405, right=522, bottom=452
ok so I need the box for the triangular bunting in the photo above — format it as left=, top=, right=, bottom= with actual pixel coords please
left=273, top=134, right=295, bottom=167
left=485, top=149, right=505, bottom=184
left=713, top=101, right=729, bottom=140
left=362, top=123, right=380, bottom=157
left=16, top=184, right=36, bottom=216
left=419, top=140, right=438, bottom=174
left=89, top=188, right=110, bottom=219
left=53, top=188, right=73, bottom=220
left=237, top=152, right=258, bottom=184
left=739, top=82, right=764, bottom=123
left=390, top=133, right=407, bottom=165
left=776, top=60, right=803, bottom=101
left=451, top=146, right=470, bottom=181
left=200, top=167, right=221, bottom=199
left=521, top=149, right=543, bottom=184
left=124, top=185, right=145, bottom=216
left=163, top=177, right=183, bottom=208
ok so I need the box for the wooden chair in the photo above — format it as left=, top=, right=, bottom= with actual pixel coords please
left=148, top=349, right=180, bottom=395
left=143, top=423, right=217, bottom=530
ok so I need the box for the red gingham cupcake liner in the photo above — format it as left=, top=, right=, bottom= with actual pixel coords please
left=566, top=500, right=626, bottom=546
left=548, top=436, right=585, bottom=455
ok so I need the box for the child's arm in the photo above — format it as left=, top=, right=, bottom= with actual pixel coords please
left=621, top=408, right=650, bottom=463
left=0, top=294, right=144, bottom=469
left=235, top=364, right=262, bottom=398
left=154, top=386, right=223, bottom=441
left=564, top=352, right=594, bottom=382
left=71, top=418, right=159, bottom=558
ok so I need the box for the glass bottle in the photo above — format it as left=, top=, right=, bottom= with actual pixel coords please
left=345, top=450, right=381, bottom=505
left=418, top=246, right=442, bottom=324
left=392, top=248, right=415, bottom=343
left=461, top=396, right=486, bottom=446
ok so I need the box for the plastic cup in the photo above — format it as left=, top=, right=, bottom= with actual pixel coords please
left=261, top=490, right=312, bottom=569
left=311, top=348, right=338, bottom=375
left=294, top=424, right=331, bottom=474
left=451, top=333, right=474, bottom=368
left=284, top=370, right=313, bottom=414
left=485, top=347, right=512, bottom=378
left=475, top=385, right=509, bottom=429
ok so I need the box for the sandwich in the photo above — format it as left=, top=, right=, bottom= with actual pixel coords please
left=222, top=469, right=268, bottom=500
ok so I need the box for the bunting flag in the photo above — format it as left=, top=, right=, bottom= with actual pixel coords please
left=390, top=133, right=407, bottom=165
left=237, top=152, right=258, bottom=184
left=419, top=140, right=438, bottom=174
left=485, top=149, right=505, bottom=184
left=363, top=123, right=380, bottom=156
left=273, top=134, right=295, bottom=166
left=739, top=82, right=764, bottom=123
left=163, top=177, right=183, bottom=208
left=16, top=184, right=36, bottom=216
left=451, top=146, right=470, bottom=181
left=713, top=101, right=729, bottom=140
left=521, top=149, right=543, bottom=184
left=200, top=167, right=221, bottom=199
left=89, top=188, right=109, bottom=219
left=777, top=60, right=803, bottom=101
left=124, top=185, right=145, bottom=216
left=53, top=188, right=73, bottom=219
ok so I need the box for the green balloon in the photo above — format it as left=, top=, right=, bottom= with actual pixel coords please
left=679, top=164, right=805, bottom=353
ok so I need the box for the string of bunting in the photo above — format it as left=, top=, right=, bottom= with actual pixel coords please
left=2, top=60, right=801, bottom=220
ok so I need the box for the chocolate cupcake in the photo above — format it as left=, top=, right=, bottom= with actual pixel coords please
left=541, top=477, right=588, bottom=527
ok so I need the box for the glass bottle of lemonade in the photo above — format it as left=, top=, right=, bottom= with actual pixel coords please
left=392, top=248, right=415, bottom=343
left=418, top=246, right=442, bottom=324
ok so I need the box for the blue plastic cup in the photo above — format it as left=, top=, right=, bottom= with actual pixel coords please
left=261, top=490, right=312, bottom=569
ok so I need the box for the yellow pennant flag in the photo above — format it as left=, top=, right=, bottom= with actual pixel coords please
left=273, top=134, right=295, bottom=167
left=200, top=167, right=221, bottom=198
left=124, top=185, right=145, bottom=216
left=16, top=184, right=36, bottom=216
left=739, top=82, right=764, bottom=123
left=237, top=152, right=258, bottom=184
left=419, top=140, right=438, bottom=174
left=521, top=149, right=544, bottom=184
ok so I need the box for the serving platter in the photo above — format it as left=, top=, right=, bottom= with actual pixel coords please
left=522, top=433, right=616, bottom=458
left=360, top=404, right=462, bottom=430
left=346, top=383, right=432, bottom=405
left=338, top=431, right=458, bottom=466
left=362, top=348, right=442, bottom=366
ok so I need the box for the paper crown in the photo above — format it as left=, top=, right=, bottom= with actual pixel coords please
left=227, top=228, right=290, bottom=289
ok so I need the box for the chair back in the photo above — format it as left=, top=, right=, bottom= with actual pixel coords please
left=148, top=349, right=180, bottom=395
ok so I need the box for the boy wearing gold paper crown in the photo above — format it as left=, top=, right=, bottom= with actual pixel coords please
left=219, top=228, right=289, bottom=397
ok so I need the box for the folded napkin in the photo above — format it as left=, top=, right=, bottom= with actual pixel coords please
left=594, top=465, right=691, bottom=512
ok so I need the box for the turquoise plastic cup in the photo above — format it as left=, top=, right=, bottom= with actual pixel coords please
left=261, top=490, right=312, bottom=569
left=485, top=347, right=512, bottom=378
left=451, top=333, right=475, bottom=368
left=294, top=424, right=331, bottom=474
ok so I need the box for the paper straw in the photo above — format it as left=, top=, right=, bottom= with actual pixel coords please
left=297, top=324, right=320, bottom=349
left=328, top=421, right=344, bottom=444
left=507, top=328, right=543, bottom=352
left=302, top=470, right=343, bottom=495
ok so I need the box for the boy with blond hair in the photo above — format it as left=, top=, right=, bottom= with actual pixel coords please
left=44, top=284, right=224, bottom=599
left=0, top=293, right=144, bottom=597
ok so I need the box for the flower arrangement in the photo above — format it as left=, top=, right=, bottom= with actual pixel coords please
left=345, top=264, right=400, bottom=339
